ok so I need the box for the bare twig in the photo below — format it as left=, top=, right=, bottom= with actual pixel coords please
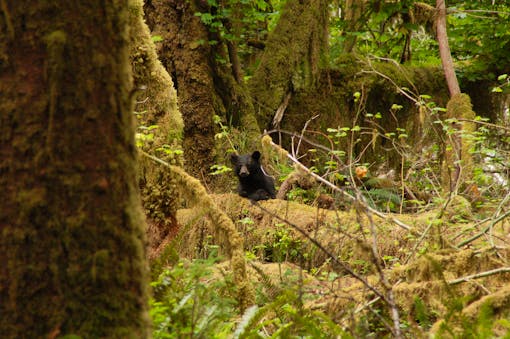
left=296, top=114, right=319, bottom=156
left=272, top=92, right=292, bottom=127
left=456, top=209, right=510, bottom=248
left=457, top=192, right=510, bottom=248
left=358, top=203, right=403, bottom=338
left=403, top=221, right=435, bottom=265
left=448, top=267, right=510, bottom=285
left=264, top=129, right=344, bottom=167
left=457, top=117, right=510, bottom=132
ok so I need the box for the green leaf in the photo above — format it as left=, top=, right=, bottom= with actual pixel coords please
left=151, top=35, right=163, bottom=43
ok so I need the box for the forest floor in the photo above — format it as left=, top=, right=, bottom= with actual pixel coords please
left=150, top=193, right=510, bottom=336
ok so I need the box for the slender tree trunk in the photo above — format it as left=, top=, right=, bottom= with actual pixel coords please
left=436, top=0, right=460, bottom=97
left=343, top=0, right=365, bottom=53
left=436, top=0, right=460, bottom=192
left=0, top=1, right=150, bottom=337
left=436, top=0, right=476, bottom=194
left=222, top=0, right=244, bottom=84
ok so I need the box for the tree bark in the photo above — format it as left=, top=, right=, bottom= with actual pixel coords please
left=0, top=1, right=150, bottom=337
left=144, top=0, right=265, bottom=178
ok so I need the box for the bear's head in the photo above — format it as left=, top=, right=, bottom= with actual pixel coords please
left=230, top=151, right=261, bottom=178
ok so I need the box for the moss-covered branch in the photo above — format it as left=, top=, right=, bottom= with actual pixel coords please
left=140, top=150, right=255, bottom=310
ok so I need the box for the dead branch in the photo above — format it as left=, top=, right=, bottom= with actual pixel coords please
left=448, top=267, right=510, bottom=285
left=457, top=192, right=510, bottom=247
left=252, top=201, right=388, bottom=303
left=262, top=135, right=417, bottom=234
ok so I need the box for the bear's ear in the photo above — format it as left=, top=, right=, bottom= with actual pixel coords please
left=251, top=151, right=261, bottom=161
left=230, top=153, right=239, bottom=164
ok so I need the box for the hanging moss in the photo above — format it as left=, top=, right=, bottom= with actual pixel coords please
left=128, top=0, right=188, bottom=258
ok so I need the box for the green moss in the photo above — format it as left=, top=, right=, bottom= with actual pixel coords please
left=274, top=53, right=449, bottom=171
left=445, top=93, right=477, bottom=192
left=142, top=151, right=255, bottom=310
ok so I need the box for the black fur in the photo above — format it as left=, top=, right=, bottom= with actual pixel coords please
left=230, top=151, right=276, bottom=201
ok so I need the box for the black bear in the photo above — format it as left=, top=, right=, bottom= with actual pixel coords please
left=231, top=151, right=276, bottom=201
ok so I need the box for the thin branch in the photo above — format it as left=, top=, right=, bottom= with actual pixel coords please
left=457, top=191, right=510, bottom=247
left=456, top=209, right=510, bottom=248
left=361, top=204, right=403, bottom=338
left=264, top=129, right=345, bottom=167
left=360, top=57, right=419, bottom=104
left=296, top=114, right=319, bottom=156
left=252, top=201, right=389, bottom=304
left=457, top=118, right=510, bottom=132
left=450, top=8, right=510, bottom=19
left=272, top=92, right=292, bottom=127
left=448, top=267, right=510, bottom=285
left=403, top=221, right=435, bottom=265
left=263, top=136, right=416, bottom=233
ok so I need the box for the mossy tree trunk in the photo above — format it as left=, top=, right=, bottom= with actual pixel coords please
left=436, top=0, right=476, bottom=194
left=249, top=0, right=329, bottom=129
left=144, top=0, right=261, bottom=179
left=143, top=0, right=220, bottom=180
left=0, top=1, right=150, bottom=337
left=128, top=0, right=184, bottom=257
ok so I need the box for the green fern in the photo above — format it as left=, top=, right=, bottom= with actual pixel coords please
left=364, top=188, right=402, bottom=212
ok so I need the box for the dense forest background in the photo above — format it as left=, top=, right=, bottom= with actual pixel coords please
left=1, top=0, right=509, bottom=337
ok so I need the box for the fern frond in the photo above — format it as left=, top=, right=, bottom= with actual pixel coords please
left=233, top=305, right=259, bottom=339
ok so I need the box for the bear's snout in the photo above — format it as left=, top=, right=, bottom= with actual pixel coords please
left=239, top=166, right=250, bottom=177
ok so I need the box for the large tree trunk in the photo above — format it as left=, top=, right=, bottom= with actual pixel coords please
left=144, top=0, right=261, bottom=179
left=144, top=0, right=219, bottom=180
left=0, top=1, right=150, bottom=337
left=249, top=0, right=329, bottom=129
